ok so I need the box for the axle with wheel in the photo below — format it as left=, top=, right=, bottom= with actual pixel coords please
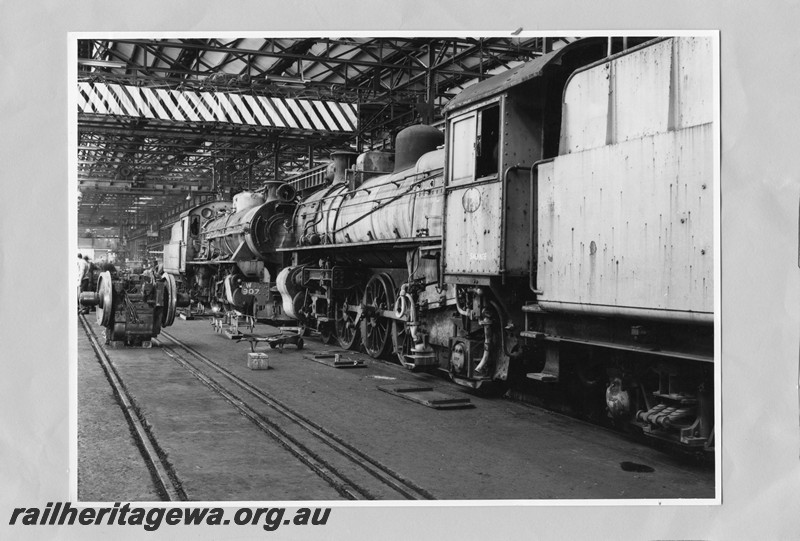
left=80, top=271, right=190, bottom=346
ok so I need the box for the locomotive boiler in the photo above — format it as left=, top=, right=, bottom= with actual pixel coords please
left=274, top=125, right=448, bottom=359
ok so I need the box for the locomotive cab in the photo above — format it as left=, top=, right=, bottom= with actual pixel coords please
left=441, top=38, right=621, bottom=386
left=163, top=200, right=231, bottom=276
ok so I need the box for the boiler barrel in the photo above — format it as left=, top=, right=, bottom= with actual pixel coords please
left=295, top=149, right=444, bottom=244
left=294, top=124, right=445, bottom=246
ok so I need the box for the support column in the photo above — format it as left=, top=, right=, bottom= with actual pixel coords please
left=424, top=44, right=436, bottom=124
left=273, top=141, right=281, bottom=181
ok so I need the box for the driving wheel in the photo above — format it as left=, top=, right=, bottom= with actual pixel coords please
left=335, top=284, right=363, bottom=350
left=360, top=273, right=395, bottom=358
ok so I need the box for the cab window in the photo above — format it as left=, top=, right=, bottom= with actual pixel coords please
left=190, top=216, right=200, bottom=236
left=448, top=102, right=501, bottom=186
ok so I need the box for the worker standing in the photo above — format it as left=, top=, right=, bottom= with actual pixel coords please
left=77, top=253, right=89, bottom=314
left=83, top=255, right=96, bottom=292
left=145, top=258, right=161, bottom=283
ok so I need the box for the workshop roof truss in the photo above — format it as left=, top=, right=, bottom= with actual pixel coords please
left=77, top=36, right=570, bottom=246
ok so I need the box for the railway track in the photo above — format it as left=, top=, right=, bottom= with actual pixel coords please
left=79, top=314, right=185, bottom=501
left=155, top=329, right=434, bottom=500
left=80, top=315, right=716, bottom=500
left=82, top=313, right=434, bottom=500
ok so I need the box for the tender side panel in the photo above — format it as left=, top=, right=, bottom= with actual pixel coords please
left=671, top=37, right=715, bottom=131
left=609, top=39, right=673, bottom=145
left=559, top=61, right=611, bottom=153
left=537, top=36, right=714, bottom=321
left=537, top=122, right=713, bottom=317
left=560, top=37, right=713, bottom=154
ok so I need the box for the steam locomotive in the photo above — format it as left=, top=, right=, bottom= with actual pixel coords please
left=163, top=36, right=715, bottom=450
left=163, top=183, right=296, bottom=322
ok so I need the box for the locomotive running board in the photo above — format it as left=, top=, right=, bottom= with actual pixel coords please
left=378, top=386, right=474, bottom=410
left=303, top=352, right=366, bottom=369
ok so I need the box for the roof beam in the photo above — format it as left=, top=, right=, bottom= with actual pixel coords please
left=99, top=39, right=458, bottom=74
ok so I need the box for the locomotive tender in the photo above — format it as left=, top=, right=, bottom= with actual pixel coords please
left=163, top=36, right=715, bottom=450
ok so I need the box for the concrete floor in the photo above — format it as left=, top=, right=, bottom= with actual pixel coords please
left=77, top=327, right=162, bottom=502
left=78, top=316, right=715, bottom=502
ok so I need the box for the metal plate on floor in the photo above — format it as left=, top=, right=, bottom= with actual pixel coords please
left=303, top=353, right=366, bottom=368
left=378, top=386, right=474, bottom=409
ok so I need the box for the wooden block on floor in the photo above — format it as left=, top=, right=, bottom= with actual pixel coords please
left=247, top=352, right=271, bottom=370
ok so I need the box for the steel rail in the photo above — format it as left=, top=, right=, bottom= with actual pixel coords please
left=153, top=340, right=368, bottom=500
left=158, top=330, right=434, bottom=500
left=79, top=314, right=185, bottom=501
